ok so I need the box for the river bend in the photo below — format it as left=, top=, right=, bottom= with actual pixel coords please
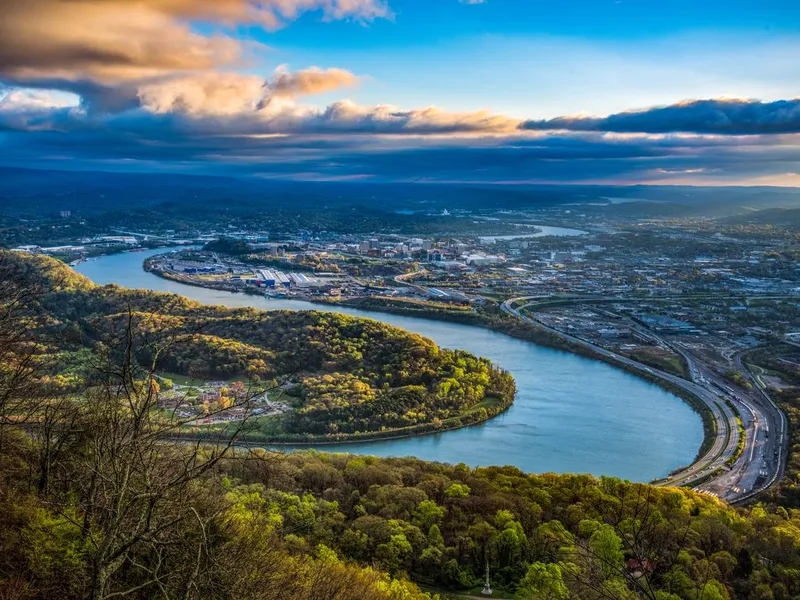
left=75, top=248, right=703, bottom=481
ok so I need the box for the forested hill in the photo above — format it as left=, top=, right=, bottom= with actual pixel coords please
left=1, top=250, right=515, bottom=441
left=3, top=252, right=800, bottom=600
left=222, top=453, right=800, bottom=600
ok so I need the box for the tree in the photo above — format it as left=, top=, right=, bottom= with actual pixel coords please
left=516, top=562, right=569, bottom=600
left=376, top=534, right=412, bottom=575
left=589, top=524, right=625, bottom=580
left=444, top=483, right=470, bottom=499
left=43, top=309, right=269, bottom=599
left=0, top=253, right=52, bottom=448
left=413, top=500, right=445, bottom=530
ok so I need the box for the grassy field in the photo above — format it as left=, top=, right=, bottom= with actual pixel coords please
left=622, top=346, right=689, bottom=378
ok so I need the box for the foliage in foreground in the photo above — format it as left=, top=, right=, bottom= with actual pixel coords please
left=218, top=452, right=800, bottom=600
left=4, top=432, right=800, bottom=600
left=0, top=440, right=434, bottom=599
left=0, top=250, right=435, bottom=599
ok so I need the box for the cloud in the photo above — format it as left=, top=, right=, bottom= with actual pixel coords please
left=0, top=0, right=798, bottom=187
left=137, top=73, right=268, bottom=116
left=2, top=1, right=238, bottom=85
left=3, top=86, right=799, bottom=186
left=0, top=1, right=798, bottom=191
left=0, top=85, right=521, bottom=135
left=134, top=67, right=359, bottom=116
left=305, top=101, right=521, bottom=133
left=0, top=87, right=79, bottom=112
left=0, top=0, right=388, bottom=86
left=0, top=87, right=84, bottom=131
left=4, top=118, right=799, bottom=186
left=269, top=66, right=360, bottom=98
left=521, top=98, right=800, bottom=135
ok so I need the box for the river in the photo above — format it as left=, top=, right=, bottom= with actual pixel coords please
left=478, top=224, right=588, bottom=243
left=75, top=248, right=703, bottom=481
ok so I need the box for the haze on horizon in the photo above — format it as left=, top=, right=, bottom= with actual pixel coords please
left=1, top=0, right=799, bottom=187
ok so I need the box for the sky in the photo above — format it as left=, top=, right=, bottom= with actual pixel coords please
left=1, top=0, right=799, bottom=186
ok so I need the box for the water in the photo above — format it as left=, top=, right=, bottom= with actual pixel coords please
left=478, top=224, right=587, bottom=243
left=76, top=248, right=703, bottom=481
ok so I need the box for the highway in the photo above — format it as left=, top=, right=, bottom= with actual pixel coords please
left=501, top=296, right=788, bottom=503
left=714, top=350, right=789, bottom=503
left=592, top=309, right=777, bottom=500
left=633, top=333, right=786, bottom=503
left=519, top=293, right=798, bottom=311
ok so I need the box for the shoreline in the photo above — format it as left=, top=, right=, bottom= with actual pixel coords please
left=143, top=262, right=714, bottom=467
left=141, top=260, right=517, bottom=446
left=169, top=396, right=515, bottom=448
left=311, top=295, right=717, bottom=466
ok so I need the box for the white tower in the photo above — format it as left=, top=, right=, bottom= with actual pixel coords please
left=481, top=561, right=492, bottom=596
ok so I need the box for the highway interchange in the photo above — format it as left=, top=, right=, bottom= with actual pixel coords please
left=501, top=296, right=789, bottom=505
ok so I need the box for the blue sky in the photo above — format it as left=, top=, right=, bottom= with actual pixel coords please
left=258, top=0, right=800, bottom=114
left=0, top=0, right=799, bottom=186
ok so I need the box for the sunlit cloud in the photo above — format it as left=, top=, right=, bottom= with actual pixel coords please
left=0, top=0, right=388, bottom=86
left=135, top=67, right=360, bottom=116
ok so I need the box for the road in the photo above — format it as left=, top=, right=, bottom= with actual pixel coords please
left=501, top=296, right=788, bottom=503
left=394, top=269, right=431, bottom=297
left=592, top=309, right=780, bottom=501
left=520, top=293, right=798, bottom=311
left=715, top=350, right=789, bottom=503
left=109, top=228, right=172, bottom=241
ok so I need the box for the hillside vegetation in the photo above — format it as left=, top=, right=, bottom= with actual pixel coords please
left=220, top=452, right=800, bottom=600
left=2, top=250, right=800, bottom=600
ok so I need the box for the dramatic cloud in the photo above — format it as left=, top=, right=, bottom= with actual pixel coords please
left=0, top=90, right=521, bottom=137
left=0, top=0, right=797, bottom=187
left=522, top=98, right=800, bottom=135
left=135, top=67, right=359, bottom=116
left=3, top=85, right=800, bottom=186
left=0, top=88, right=78, bottom=112
left=0, top=0, right=388, bottom=85
left=0, top=87, right=83, bottom=131
left=137, top=74, right=267, bottom=116
left=4, top=118, right=800, bottom=186
left=302, top=101, right=520, bottom=133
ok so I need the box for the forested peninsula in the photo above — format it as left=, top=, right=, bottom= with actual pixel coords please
left=1, top=250, right=515, bottom=442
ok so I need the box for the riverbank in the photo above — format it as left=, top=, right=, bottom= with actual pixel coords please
left=76, top=248, right=704, bottom=481
left=313, top=296, right=717, bottom=459
left=170, top=395, right=514, bottom=446
left=145, top=265, right=715, bottom=463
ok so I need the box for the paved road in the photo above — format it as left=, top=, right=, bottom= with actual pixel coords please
left=713, top=350, right=789, bottom=504
left=608, top=314, right=779, bottom=502
left=501, top=296, right=787, bottom=503
left=521, top=294, right=798, bottom=310
left=394, top=269, right=431, bottom=296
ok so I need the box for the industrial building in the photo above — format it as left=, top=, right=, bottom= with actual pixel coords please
left=256, top=269, right=322, bottom=288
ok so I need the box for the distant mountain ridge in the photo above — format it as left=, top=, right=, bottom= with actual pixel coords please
left=1, top=166, right=799, bottom=218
